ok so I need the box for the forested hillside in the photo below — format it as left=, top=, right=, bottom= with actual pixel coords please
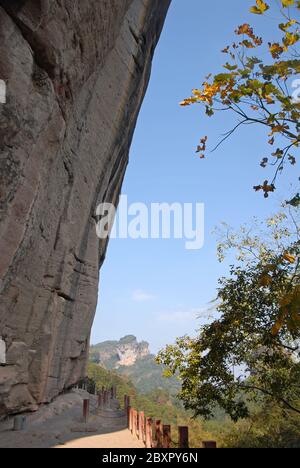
left=87, top=363, right=300, bottom=448
left=90, top=336, right=180, bottom=394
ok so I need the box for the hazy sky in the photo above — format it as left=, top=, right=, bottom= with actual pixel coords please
left=91, top=0, right=297, bottom=352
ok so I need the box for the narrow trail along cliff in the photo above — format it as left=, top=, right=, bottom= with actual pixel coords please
left=0, top=0, right=171, bottom=418
left=0, top=389, right=144, bottom=448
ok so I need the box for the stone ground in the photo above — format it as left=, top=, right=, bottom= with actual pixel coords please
left=0, top=389, right=144, bottom=449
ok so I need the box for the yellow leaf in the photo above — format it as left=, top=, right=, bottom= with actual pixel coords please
left=250, top=0, right=270, bottom=14
left=281, top=0, right=295, bottom=7
left=265, top=95, right=275, bottom=104
left=279, top=20, right=296, bottom=31
left=269, top=124, right=289, bottom=135
left=283, top=253, right=296, bottom=264
left=180, top=98, right=197, bottom=107
left=236, top=24, right=252, bottom=35
left=283, top=32, right=300, bottom=48
left=269, top=42, right=284, bottom=58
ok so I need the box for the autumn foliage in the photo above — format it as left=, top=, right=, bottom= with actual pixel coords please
left=181, top=0, right=300, bottom=198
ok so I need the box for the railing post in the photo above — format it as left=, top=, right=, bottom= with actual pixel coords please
left=83, top=399, right=90, bottom=423
left=98, top=393, right=103, bottom=410
left=133, top=410, right=138, bottom=438
left=126, top=404, right=130, bottom=429
left=104, top=390, right=110, bottom=408
left=163, top=425, right=171, bottom=448
left=131, top=407, right=134, bottom=432
left=125, top=396, right=131, bottom=419
left=145, top=417, right=153, bottom=449
left=84, top=378, right=88, bottom=392
left=202, top=441, right=217, bottom=449
left=136, top=410, right=139, bottom=438
left=131, top=409, right=135, bottom=434
left=13, top=416, right=26, bottom=432
left=128, top=407, right=133, bottom=432
left=154, top=420, right=163, bottom=448
left=138, top=412, right=145, bottom=442
left=178, top=426, right=189, bottom=448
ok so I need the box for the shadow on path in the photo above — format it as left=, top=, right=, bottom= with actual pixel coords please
left=0, top=389, right=144, bottom=449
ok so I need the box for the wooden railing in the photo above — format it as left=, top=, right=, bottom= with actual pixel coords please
left=81, top=385, right=117, bottom=423
left=77, top=382, right=217, bottom=448
left=124, top=395, right=217, bottom=449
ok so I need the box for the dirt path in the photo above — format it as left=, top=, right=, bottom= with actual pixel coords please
left=56, top=429, right=144, bottom=449
left=0, top=390, right=144, bottom=449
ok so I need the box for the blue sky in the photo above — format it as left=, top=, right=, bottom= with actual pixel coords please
left=91, top=0, right=298, bottom=352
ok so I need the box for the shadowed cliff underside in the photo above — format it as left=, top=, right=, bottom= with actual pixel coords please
left=0, top=0, right=171, bottom=416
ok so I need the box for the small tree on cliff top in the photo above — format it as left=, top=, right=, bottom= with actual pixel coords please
left=181, top=0, right=300, bottom=199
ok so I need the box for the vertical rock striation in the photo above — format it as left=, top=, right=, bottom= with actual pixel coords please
left=0, top=0, right=171, bottom=416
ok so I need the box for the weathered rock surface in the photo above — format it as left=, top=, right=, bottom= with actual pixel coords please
left=0, top=0, right=170, bottom=416
left=90, top=335, right=150, bottom=368
left=117, top=339, right=149, bottom=367
left=0, top=336, right=5, bottom=364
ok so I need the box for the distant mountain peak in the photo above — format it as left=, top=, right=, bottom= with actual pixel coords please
left=90, top=336, right=150, bottom=369
left=119, top=335, right=137, bottom=344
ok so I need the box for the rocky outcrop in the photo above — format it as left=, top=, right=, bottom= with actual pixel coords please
left=117, top=337, right=149, bottom=367
left=90, top=335, right=150, bottom=369
left=0, top=0, right=170, bottom=416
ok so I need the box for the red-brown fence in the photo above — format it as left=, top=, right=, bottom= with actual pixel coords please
left=81, top=385, right=117, bottom=423
left=124, top=395, right=217, bottom=449
left=79, top=384, right=217, bottom=448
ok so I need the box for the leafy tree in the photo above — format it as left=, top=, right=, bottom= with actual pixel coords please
left=86, top=362, right=136, bottom=403
left=157, top=206, right=300, bottom=421
left=180, top=0, right=300, bottom=198
left=220, top=400, right=300, bottom=448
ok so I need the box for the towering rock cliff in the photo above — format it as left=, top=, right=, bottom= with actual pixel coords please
left=0, top=0, right=171, bottom=416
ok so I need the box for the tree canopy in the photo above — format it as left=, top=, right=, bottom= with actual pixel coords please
left=180, top=0, right=300, bottom=198
left=157, top=205, right=300, bottom=421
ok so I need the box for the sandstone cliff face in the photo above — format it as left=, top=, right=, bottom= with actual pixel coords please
left=0, top=0, right=170, bottom=416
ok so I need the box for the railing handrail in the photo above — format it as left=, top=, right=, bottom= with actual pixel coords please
left=77, top=383, right=217, bottom=449
left=124, top=394, right=217, bottom=449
